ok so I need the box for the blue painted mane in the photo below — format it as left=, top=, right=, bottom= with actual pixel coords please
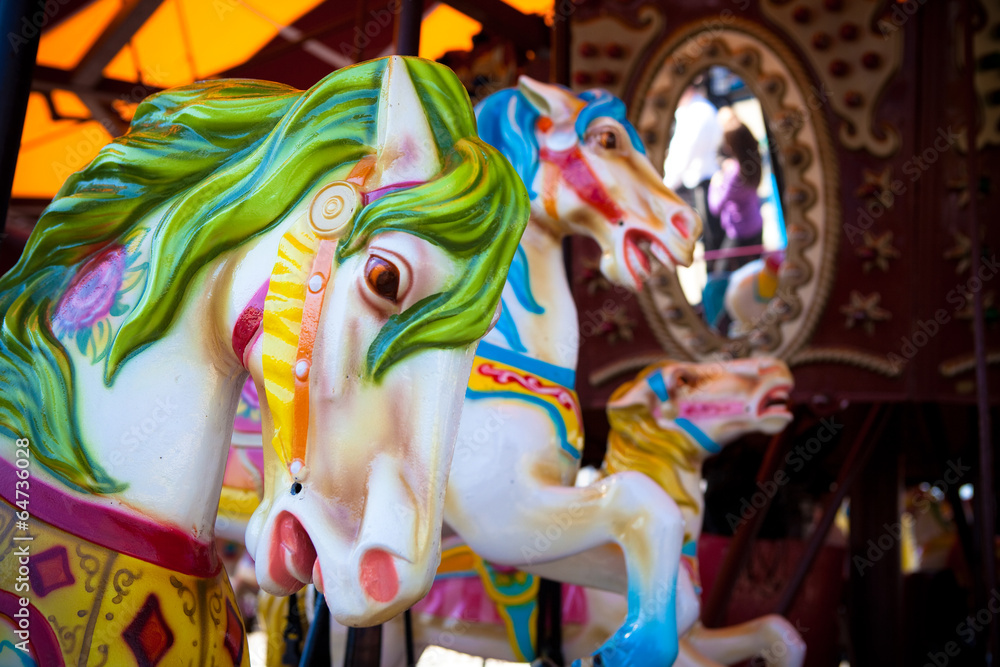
left=474, top=86, right=645, bottom=200
left=474, top=85, right=646, bottom=355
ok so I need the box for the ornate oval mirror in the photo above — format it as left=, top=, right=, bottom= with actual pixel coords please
left=628, top=19, right=839, bottom=361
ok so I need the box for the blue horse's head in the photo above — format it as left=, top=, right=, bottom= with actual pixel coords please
left=476, top=77, right=701, bottom=290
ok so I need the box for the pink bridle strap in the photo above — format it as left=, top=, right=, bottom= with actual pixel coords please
left=538, top=145, right=624, bottom=223
left=678, top=401, right=747, bottom=420
left=233, top=279, right=270, bottom=368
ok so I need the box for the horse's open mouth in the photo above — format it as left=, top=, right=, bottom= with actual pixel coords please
left=757, top=385, right=792, bottom=416
left=270, top=511, right=318, bottom=592
left=624, top=229, right=676, bottom=284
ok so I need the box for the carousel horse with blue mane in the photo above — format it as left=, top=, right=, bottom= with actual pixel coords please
left=423, top=76, right=701, bottom=667
left=0, top=56, right=527, bottom=666
left=259, top=77, right=699, bottom=665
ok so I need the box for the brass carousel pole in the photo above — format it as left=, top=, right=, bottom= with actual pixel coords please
left=960, top=0, right=998, bottom=661
left=0, top=0, right=42, bottom=231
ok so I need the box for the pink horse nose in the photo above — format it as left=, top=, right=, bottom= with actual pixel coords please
left=359, top=548, right=399, bottom=602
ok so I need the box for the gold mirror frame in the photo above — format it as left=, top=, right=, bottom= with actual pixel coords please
left=628, top=18, right=840, bottom=361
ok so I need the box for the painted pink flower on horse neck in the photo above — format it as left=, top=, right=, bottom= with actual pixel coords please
left=53, top=246, right=127, bottom=332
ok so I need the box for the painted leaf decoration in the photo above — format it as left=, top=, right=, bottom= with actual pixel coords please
left=87, top=319, right=112, bottom=363
left=76, top=327, right=91, bottom=355
left=121, top=264, right=149, bottom=293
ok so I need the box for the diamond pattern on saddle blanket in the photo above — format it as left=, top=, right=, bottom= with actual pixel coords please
left=123, top=595, right=174, bottom=667
left=28, top=546, right=75, bottom=597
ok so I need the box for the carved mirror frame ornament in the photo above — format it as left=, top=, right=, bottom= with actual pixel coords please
left=628, top=19, right=840, bottom=362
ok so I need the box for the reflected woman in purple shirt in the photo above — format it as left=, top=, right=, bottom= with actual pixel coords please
left=708, top=110, right=763, bottom=272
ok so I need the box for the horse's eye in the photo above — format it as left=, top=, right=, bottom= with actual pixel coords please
left=674, top=369, right=697, bottom=389
left=365, top=255, right=399, bottom=303
left=599, top=130, right=618, bottom=150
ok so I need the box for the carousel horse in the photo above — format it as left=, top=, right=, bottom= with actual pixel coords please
left=723, top=253, right=782, bottom=337
left=263, top=76, right=701, bottom=665
left=600, top=359, right=805, bottom=667
left=434, top=76, right=701, bottom=667
left=363, top=358, right=804, bottom=666
left=0, top=56, right=528, bottom=666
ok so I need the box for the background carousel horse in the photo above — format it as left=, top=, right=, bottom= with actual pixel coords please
left=0, top=56, right=528, bottom=666
left=723, top=253, right=782, bottom=337
left=323, top=77, right=703, bottom=666
left=364, top=358, right=805, bottom=667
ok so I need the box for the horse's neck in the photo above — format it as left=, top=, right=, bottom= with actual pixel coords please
left=482, top=220, right=578, bottom=370
left=676, top=462, right=705, bottom=544
left=8, top=283, right=242, bottom=541
left=602, top=430, right=707, bottom=544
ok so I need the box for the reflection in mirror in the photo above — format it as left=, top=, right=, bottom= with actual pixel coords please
left=661, top=66, right=786, bottom=338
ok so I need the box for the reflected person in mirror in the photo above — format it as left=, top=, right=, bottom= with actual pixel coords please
left=709, top=108, right=764, bottom=274
left=663, top=75, right=723, bottom=269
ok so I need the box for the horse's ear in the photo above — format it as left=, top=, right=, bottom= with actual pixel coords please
left=370, top=56, right=442, bottom=190
left=517, top=76, right=584, bottom=125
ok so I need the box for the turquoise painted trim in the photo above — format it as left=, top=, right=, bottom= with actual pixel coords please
left=494, top=298, right=528, bottom=353
left=476, top=340, right=575, bottom=389
left=681, top=540, right=697, bottom=557
left=675, top=417, right=721, bottom=455
left=646, top=372, right=669, bottom=403
left=508, top=245, right=544, bottom=314
left=433, top=570, right=478, bottom=581
left=465, top=387, right=580, bottom=460
left=506, top=598, right=538, bottom=661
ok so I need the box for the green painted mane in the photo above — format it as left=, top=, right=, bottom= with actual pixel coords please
left=0, top=57, right=528, bottom=493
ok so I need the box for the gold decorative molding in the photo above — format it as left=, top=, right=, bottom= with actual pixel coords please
left=570, top=5, right=664, bottom=99
left=964, top=0, right=1000, bottom=150
left=629, top=19, right=840, bottom=363
left=761, top=0, right=903, bottom=156
left=589, top=354, right=675, bottom=387
left=939, top=350, right=1000, bottom=377
left=788, top=346, right=903, bottom=377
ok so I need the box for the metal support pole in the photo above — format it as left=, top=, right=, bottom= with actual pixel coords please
left=701, top=428, right=793, bottom=627
left=344, top=625, right=383, bottom=667
left=960, top=0, right=998, bottom=661
left=774, top=404, right=887, bottom=615
left=536, top=577, right=565, bottom=665
left=395, top=0, right=422, bottom=57
left=0, top=0, right=42, bottom=232
left=550, top=5, right=570, bottom=86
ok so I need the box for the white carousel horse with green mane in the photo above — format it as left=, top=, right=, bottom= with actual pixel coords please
left=0, top=56, right=527, bottom=666
left=320, top=78, right=703, bottom=666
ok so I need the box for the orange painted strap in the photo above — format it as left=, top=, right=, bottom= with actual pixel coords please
left=542, top=162, right=560, bottom=220
left=347, top=155, right=376, bottom=185
left=290, top=238, right=337, bottom=471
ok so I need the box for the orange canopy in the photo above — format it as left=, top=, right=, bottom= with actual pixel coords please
left=15, top=0, right=552, bottom=200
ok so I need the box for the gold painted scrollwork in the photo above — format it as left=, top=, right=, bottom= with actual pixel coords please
left=760, top=0, right=903, bottom=157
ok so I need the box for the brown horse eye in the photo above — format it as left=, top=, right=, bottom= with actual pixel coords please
left=365, top=255, right=399, bottom=303
left=599, top=130, right=618, bottom=150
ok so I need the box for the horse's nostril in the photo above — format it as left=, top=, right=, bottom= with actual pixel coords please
left=670, top=212, right=690, bottom=240
left=359, top=548, right=399, bottom=603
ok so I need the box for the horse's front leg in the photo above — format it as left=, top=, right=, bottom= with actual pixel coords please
left=683, top=616, right=806, bottom=667
left=445, top=401, right=685, bottom=666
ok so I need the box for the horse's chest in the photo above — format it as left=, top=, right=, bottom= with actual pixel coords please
left=0, top=498, right=248, bottom=667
